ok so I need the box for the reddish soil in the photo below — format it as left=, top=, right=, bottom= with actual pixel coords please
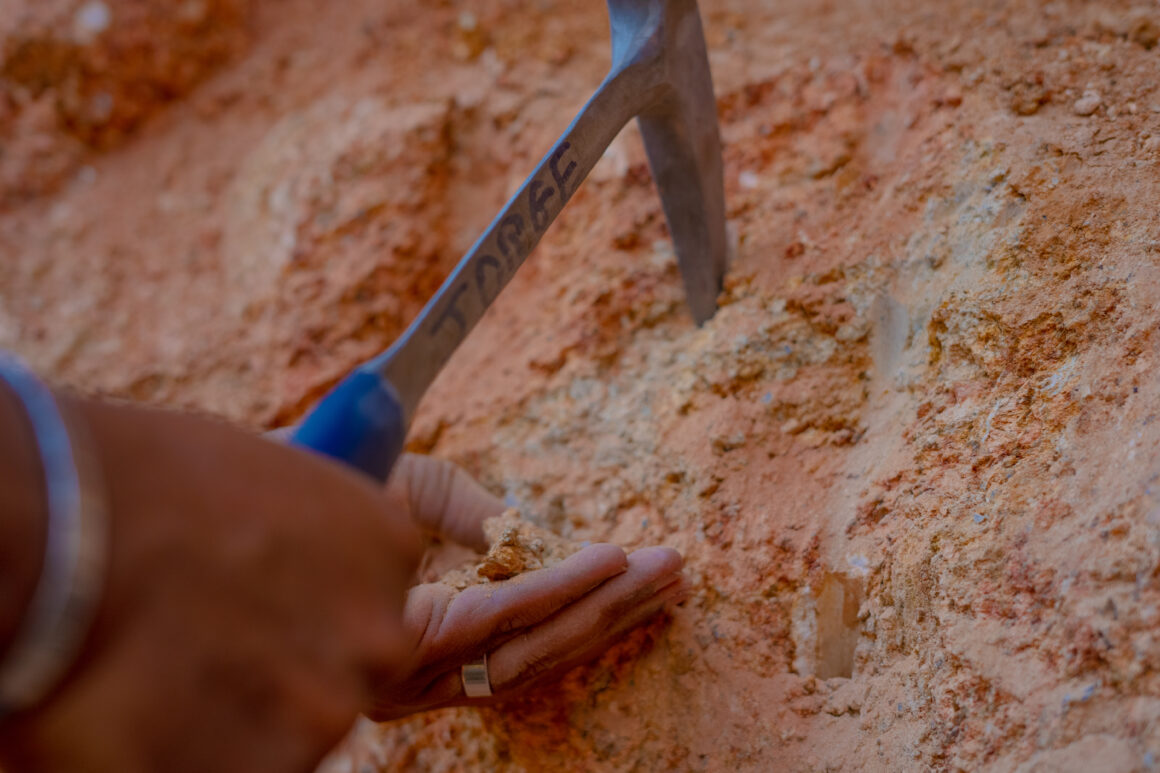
left=4, top=0, right=1160, bottom=770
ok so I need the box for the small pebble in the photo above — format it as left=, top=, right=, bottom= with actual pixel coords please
left=1073, top=90, right=1102, bottom=116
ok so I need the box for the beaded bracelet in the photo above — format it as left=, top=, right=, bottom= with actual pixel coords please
left=0, top=354, right=107, bottom=718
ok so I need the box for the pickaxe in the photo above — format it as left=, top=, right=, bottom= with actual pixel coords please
left=291, top=0, right=727, bottom=480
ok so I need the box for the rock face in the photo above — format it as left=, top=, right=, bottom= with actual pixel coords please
left=0, top=0, right=251, bottom=204
left=4, top=0, right=1160, bottom=770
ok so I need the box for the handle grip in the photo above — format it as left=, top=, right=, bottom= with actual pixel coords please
left=290, top=370, right=405, bottom=482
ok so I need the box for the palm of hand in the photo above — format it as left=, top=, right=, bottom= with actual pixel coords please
left=368, top=455, right=687, bottom=720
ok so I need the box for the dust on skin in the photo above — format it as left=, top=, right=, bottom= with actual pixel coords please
left=4, top=0, right=1160, bottom=770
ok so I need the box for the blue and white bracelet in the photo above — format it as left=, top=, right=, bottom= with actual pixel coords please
left=0, top=354, right=107, bottom=718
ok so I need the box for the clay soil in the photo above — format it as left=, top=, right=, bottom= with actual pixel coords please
left=4, top=0, right=1160, bottom=770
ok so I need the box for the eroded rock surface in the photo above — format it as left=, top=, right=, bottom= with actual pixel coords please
left=4, top=0, right=1160, bottom=770
left=1, top=0, right=251, bottom=204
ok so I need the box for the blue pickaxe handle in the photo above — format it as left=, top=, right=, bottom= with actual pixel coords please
left=284, top=84, right=624, bottom=483
left=290, top=369, right=406, bottom=482
left=287, top=0, right=725, bottom=481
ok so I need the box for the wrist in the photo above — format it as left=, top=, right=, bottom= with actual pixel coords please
left=0, top=358, right=108, bottom=722
left=0, top=379, right=48, bottom=661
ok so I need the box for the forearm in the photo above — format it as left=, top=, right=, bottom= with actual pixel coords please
left=0, top=380, right=47, bottom=660
left=3, top=394, right=420, bottom=773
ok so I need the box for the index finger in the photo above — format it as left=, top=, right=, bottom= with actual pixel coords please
left=409, top=543, right=629, bottom=667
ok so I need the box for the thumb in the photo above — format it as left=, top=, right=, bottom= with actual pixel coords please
left=387, top=454, right=504, bottom=550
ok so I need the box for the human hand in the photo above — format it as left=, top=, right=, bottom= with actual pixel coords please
left=367, top=454, right=688, bottom=720
left=0, top=398, right=423, bottom=773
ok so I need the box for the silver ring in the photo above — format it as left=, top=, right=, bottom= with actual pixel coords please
left=461, top=654, right=492, bottom=698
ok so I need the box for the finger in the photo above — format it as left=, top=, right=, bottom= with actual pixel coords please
left=406, top=543, right=629, bottom=668
left=385, top=545, right=677, bottom=714
left=415, top=566, right=686, bottom=710
left=486, top=546, right=684, bottom=693
left=366, top=545, right=631, bottom=716
left=417, top=571, right=686, bottom=705
left=537, top=574, right=691, bottom=678
left=512, top=576, right=689, bottom=693
left=388, top=454, right=504, bottom=550
left=488, top=575, right=688, bottom=699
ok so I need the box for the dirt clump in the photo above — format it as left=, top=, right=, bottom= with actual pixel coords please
left=439, top=508, right=582, bottom=588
